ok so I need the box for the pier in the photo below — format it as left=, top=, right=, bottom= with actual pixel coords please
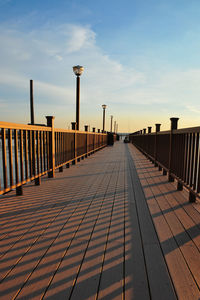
left=0, top=128, right=200, bottom=299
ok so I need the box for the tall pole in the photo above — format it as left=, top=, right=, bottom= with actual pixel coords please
left=110, top=115, right=113, bottom=132
left=102, top=104, right=107, bottom=133
left=76, top=76, right=80, bottom=130
left=30, top=79, right=34, bottom=125
left=73, top=65, right=84, bottom=131
left=103, top=108, right=105, bottom=132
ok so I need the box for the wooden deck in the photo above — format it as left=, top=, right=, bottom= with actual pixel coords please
left=0, top=141, right=200, bottom=299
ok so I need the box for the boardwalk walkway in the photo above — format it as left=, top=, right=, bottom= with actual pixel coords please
left=0, top=141, right=200, bottom=299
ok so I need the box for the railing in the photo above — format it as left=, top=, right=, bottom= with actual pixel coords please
left=0, top=116, right=107, bottom=196
left=129, top=118, right=200, bottom=202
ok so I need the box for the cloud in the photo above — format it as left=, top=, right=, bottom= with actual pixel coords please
left=64, top=24, right=96, bottom=53
left=0, top=22, right=144, bottom=108
left=185, top=105, right=200, bottom=114
left=1, top=19, right=200, bottom=130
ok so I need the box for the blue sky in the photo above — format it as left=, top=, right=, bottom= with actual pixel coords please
left=0, top=0, right=200, bottom=132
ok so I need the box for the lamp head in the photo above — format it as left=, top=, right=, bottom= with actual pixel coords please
left=102, top=104, right=107, bottom=109
left=73, top=65, right=84, bottom=76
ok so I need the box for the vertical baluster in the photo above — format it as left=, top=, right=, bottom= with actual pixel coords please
left=187, top=133, right=193, bottom=186
left=186, top=133, right=192, bottom=185
left=40, top=131, right=43, bottom=174
left=60, top=132, right=62, bottom=164
left=24, top=130, right=28, bottom=180
left=32, top=131, right=36, bottom=178
left=186, top=133, right=196, bottom=202
left=46, top=116, right=55, bottom=178
left=47, top=131, right=50, bottom=170
left=28, top=130, right=33, bottom=178
left=193, top=133, right=199, bottom=191
left=59, top=132, right=64, bottom=172
left=197, top=134, right=200, bottom=193
left=55, top=132, right=57, bottom=166
left=58, top=132, right=60, bottom=164
left=37, top=131, right=40, bottom=175
left=8, top=129, right=13, bottom=188
left=183, top=133, right=188, bottom=182
left=57, top=131, right=59, bottom=166
left=62, top=132, right=65, bottom=164
left=43, top=131, right=46, bottom=171
left=35, top=131, right=41, bottom=185
left=180, top=134, right=185, bottom=180
left=58, top=132, right=60, bottom=165
left=14, top=129, right=19, bottom=184
left=14, top=129, right=22, bottom=195
left=19, top=130, right=24, bottom=184
left=189, top=133, right=195, bottom=187
left=2, top=128, right=8, bottom=192
left=177, top=135, right=181, bottom=178
left=64, top=133, right=66, bottom=163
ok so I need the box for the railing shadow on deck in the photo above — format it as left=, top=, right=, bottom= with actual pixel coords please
left=0, top=174, right=135, bottom=299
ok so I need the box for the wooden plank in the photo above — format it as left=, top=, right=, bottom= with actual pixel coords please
left=0, top=157, right=106, bottom=299
left=53, top=161, right=116, bottom=300
left=129, top=144, right=200, bottom=299
left=126, top=145, right=176, bottom=300
left=140, top=159, right=200, bottom=286
left=44, top=160, right=114, bottom=299
left=92, top=160, right=123, bottom=300
left=124, top=159, right=150, bottom=299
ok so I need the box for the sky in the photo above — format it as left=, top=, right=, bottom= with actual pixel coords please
left=0, top=0, right=200, bottom=132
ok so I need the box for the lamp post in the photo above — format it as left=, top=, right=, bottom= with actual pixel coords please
left=30, top=80, right=34, bottom=125
left=73, top=65, right=84, bottom=130
left=102, top=104, right=107, bottom=132
left=110, top=115, right=113, bottom=132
